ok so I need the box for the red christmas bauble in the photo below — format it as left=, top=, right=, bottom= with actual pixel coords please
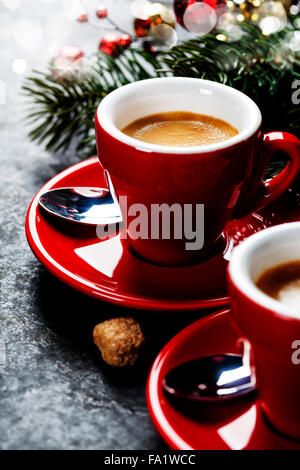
left=99, top=33, right=121, bottom=55
left=76, top=12, right=88, bottom=23
left=174, top=0, right=224, bottom=27
left=134, top=17, right=151, bottom=37
left=120, top=34, right=132, bottom=48
left=96, top=6, right=108, bottom=19
left=99, top=33, right=132, bottom=56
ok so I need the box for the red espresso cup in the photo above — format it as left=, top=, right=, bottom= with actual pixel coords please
left=95, top=78, right=300, bottom=266
left=228, top=222, right=300, bottom=441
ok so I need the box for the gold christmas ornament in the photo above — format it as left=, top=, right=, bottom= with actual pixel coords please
left=133, top=1, right=176, bottom=41
left=148, top=2, right=176, bottom=28
left=150, top=23, right=178, bottom=48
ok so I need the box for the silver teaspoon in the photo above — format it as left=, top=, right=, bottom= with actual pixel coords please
left=38, top=187, right=122, bottom=226
left=163, top=341, right=256, bottom=401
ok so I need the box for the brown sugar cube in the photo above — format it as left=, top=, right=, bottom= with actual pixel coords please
left=93, top=316, right=145, bottom=367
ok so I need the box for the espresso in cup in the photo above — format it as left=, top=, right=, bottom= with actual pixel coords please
left=122, top=111, right=238, bottom=147
left=257, top=260, right=300, bottom=310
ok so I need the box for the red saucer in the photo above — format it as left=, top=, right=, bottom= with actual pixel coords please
left=147, top=309, right=300, bottom=449
left=26, top=157, right=300, bottom=311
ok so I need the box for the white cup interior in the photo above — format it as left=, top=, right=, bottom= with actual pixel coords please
left=97, top=77, right=261, bottom=154
left=229, top=222, right=300, bottom=319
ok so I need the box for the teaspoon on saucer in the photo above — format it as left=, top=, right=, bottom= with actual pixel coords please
left=163, top=340, right=256, bottom=401
left=38, top=187, right=122, bottom=226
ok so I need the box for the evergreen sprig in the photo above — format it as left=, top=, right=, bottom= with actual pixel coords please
left=23, top=49, right=161, bottom=155
left=23, top=23, right=300, bottom=165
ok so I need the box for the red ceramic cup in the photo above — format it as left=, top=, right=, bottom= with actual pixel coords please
left=228, top=222, right=300, bottom=441
left=95, top=77, right=300, bottom=266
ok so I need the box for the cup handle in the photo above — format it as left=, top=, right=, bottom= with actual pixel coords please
left=234, top=132, right=300, bottom=218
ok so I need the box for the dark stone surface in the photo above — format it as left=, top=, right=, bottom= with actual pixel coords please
left=0, top=0, right=203, bottom=450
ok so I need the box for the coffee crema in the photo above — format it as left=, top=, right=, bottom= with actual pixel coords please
left=256, top=260, right=300, bottom=310
left=121, top=111, right=239, bottom=147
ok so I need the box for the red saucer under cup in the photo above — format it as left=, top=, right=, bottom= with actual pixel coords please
left=146, top=309, right=300, bottom=450
left=26, top=158, right=300, bottom=311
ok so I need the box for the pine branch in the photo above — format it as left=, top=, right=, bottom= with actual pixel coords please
left=23, top=50, right=161, bottom=156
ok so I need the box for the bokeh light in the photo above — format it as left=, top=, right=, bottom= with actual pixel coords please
left=260, top=16, right=281, bottom=34
left=12, top=58, right=27, bottom=74
left=255, top=1, right=287, bottom=35
left=183, top=3, right=217, bottom=35
left=290, top=3, right=300, bottom=15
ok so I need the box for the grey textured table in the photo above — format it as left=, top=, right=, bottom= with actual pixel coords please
left=0, top=0, right=203, bottom=450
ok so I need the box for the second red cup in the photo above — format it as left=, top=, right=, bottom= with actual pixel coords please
left=228, top=222, right=300, bottom=441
